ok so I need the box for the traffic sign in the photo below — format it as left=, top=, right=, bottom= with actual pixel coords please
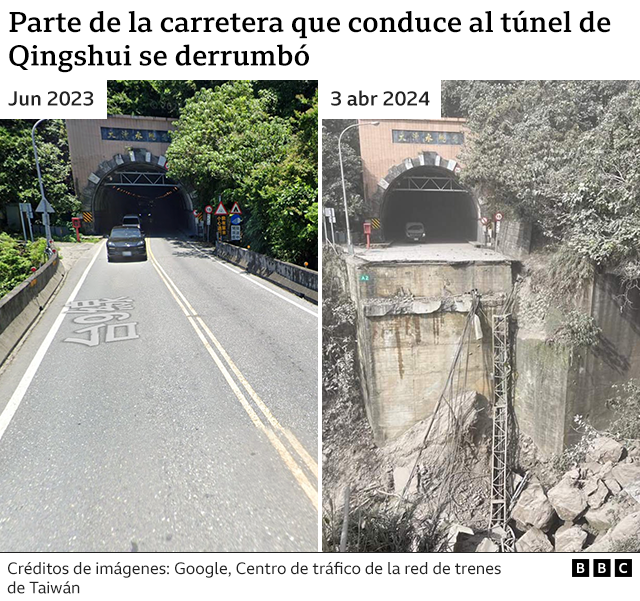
left=230, top=225, right=241, bottom=241
left=230, top=202, right=242, bottom=215
left=35, top=198, right=55, bottom=214
left=214, top=202, right=228, bottom=216
left=481, top=216, right=489, bottom=226
left=230, top=214, right=242, bottom=225
left=192, top=209, right=199, bottom=216
left=204, top=205, right=213, bottom=214
left=495, top=212, right=504, bottom=222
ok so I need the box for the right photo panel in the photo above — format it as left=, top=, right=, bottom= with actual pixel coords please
left=322, top=81, right=640, bottom=553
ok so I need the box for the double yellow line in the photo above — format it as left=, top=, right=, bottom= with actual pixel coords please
left=147, top=241, right=318, bottom=509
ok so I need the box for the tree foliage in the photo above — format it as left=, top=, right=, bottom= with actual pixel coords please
left=166, top=81, right=317, bottom=267
left=0, top=119, right=79, bottom=227
left=443, top=81, right=640, bottom=275
left=321, top=120, right=365, bottom=229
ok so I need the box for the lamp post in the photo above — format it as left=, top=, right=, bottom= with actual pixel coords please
left=31, top=119, right=53, bottom=249
left=338, top=120, right=379, bottom=254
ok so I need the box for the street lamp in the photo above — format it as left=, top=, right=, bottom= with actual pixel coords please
left=31, top=118, right=53, bottom=249
left=338, top=120, right=380, bottom=254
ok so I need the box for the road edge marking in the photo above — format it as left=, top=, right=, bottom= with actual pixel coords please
left=0, top=241, right=104, bottom=442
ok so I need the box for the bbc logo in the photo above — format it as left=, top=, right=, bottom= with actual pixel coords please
left=572, top=559, right=632, bottom=577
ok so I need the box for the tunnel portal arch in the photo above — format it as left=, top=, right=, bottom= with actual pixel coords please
left=370, top=151, right=482, bottom=243
left=80, top=148, right=197, bottom=235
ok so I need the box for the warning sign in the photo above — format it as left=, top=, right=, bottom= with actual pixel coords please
left=214, top=202, right=228, bottom=216
left=230, top=202, right=242, bottom=215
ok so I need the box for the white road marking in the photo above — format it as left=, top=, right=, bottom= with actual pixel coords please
left=175, top=239, right=318, bottom=317
left=148, top=241, right=318, bottom=508
left=0, top=242, right=104, bottom=442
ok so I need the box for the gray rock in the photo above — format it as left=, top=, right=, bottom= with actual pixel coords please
left=587, top=479, right=609, bottom=509
left=584, top=496, right=639, bottom=532
left=516, top=528, right=554, bottom=552
left=475, top=537, right=499, bottom=552
left=555, top=524, right=588, bottom=552
left=587, top=511, right=640, bottom=552
left=588, top=437, right=624, bottom=465
left=611, top=462, right=640, bottom=489
left=548, top=477, right=588, bottom=522
left=605, top=477, right=622, bottom=495
left=511, top=476, right=556, bottom=532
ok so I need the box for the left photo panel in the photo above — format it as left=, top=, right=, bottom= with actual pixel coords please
left=0, top=80, right=319, bottom=551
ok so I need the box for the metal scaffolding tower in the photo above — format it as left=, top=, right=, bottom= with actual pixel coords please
left=489, top=314, right=511, bottom=533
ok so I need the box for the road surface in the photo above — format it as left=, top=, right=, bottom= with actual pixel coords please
left=0, top=236, right=318, bottom=552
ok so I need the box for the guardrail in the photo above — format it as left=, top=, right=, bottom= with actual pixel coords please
left=0, top=253, right=64, bottom=366
left=215, top=241, right=317, bottom=304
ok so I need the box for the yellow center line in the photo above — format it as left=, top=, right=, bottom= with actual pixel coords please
left=147, top=240, right=318, bottom=509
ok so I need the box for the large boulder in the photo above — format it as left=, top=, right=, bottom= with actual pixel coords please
left=547, top=477, right=588, bottom=522
left=587, top=437, right=625, bottom=464
left=475, top=537, right=499, bottom=552
left=586, top=479, right=609, bottom=509
left=611, top=462, right=640, bottom=489
left=585, top=496, right=639, bottom=532
left=587, top=511, right=640, bottom=552
left=515, top=528, right=554, bottom=552
left=554, top=524, right=588, bottom=552
left=511, top=477, right=556, bottom=531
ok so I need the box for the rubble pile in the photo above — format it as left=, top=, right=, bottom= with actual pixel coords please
left=506, top=436, right=640, bottom=552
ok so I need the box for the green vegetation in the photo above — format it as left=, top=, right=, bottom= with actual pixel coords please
left=166, top=81, right=318, bottom=267
left=607, top=380, right=640, bottom=441
left=321, top=120, right=366, bottom=227
left=0, top=119, right=80, bottom=226
left=442, top=81, right=640, bottom=277
left=0, top=233, right=48, bottom=297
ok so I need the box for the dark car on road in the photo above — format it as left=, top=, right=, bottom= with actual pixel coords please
left=106, top=226, right=147, bottom=262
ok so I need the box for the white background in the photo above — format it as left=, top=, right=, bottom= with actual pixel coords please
left=1, top=0, right=639, bottom=597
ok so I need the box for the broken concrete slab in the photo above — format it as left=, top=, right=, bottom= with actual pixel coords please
left=547, top=477, right=588, bottom=522
left=554, top=523, right=588, bottom=552
left=475, top=537, right=499, bottom=552
left=515, top=527, right=554, bottom=552
left=511, top=476, right=556, bottom=531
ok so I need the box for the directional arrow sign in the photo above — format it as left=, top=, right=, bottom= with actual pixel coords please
left=230, top=202, right=242, bottom=215
left=35, top=198, right=55, bottom=213
left=214, top=202, right=228, bottom=216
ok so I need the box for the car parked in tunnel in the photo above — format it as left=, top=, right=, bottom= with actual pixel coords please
left=106, top=226, right=147, bottom=262
left=405, top=222, right=426, bottom=242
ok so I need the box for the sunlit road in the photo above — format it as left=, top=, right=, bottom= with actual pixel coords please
left=0, top=236, right=318, bottom=552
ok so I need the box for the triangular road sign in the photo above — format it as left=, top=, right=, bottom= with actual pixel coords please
left=214, top=201, right=228, bottom=216
left=230, top=202, right=242, bottom=215
left=35, top=197, right=55, bottom=213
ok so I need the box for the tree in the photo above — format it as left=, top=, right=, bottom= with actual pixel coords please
left=321, top=120, right=365, bottom=229
left=0, top=119, right=79, bottom=227
left=166, top=81, right=318, bottom=266
left=444, top=81, right=640, bottom=276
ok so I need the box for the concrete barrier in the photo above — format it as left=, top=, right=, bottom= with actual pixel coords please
left=215, top=241, right=317, bottom=304
left=0, top=254, right=65, bottom=366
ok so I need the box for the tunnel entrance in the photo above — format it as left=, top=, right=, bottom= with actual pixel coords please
left=381, top=166, right=479, bottom=244
left=93, top=165, right=193, bottom=235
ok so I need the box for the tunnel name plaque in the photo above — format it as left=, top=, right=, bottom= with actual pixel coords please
left=392, top=130, right=464, bottom=145
left=100, top=127, right=171, bottom=143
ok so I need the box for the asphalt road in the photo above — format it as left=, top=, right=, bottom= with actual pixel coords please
left=0, top=236, right=318, bottom=552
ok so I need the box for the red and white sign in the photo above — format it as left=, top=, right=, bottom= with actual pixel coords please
left=495, top=212, right=504, bottom=222
left=192, top=209, right=199, bottom=216
left=204, top=205, right=213, bottom=214
left=230, top=202, right=242, bottom=215
left=481, top=216, right=489, bottom=226
left=214, top=202, right=228, bottom=216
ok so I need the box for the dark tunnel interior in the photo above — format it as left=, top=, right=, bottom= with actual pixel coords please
left=381, top=167, right=478, bottom=243
left=93, top=167, right=192, bottom=235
